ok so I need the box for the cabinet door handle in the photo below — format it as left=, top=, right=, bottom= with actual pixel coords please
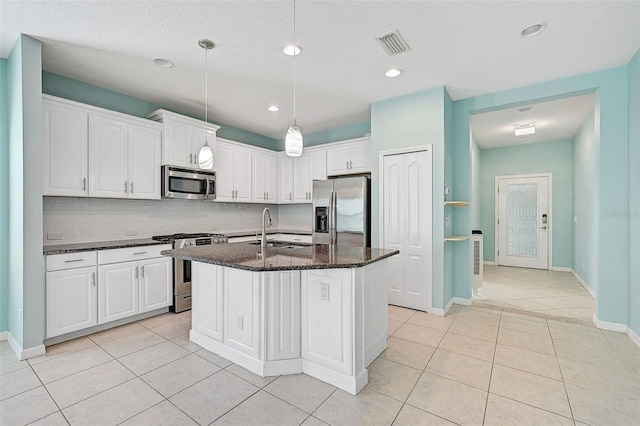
left=189, top=153, right=193, bottom=164
left=130, top=182, right=134, bottom=193
left=289, top=192, right=292, bottom=201
left=141, top=266, right=145, bottom=278
left=350, top=160, right=353, bottom=169
left=346, top=160, right=349, bottom=169
left=64, top=259, right=84, bottom=263
left=82, top=178, right=86, bottom=191
left=124, top=181, right=128, bottom=193
left=91, top=272, right=96, bottom=287
left=135, top=266, right=139, bottom=279
left=133, top=251, right=147, bottom=255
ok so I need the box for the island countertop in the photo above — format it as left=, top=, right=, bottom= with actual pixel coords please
left=162, top=242, right=399, bottom=272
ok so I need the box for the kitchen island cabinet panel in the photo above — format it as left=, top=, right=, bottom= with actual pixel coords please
left=266, top=271, right=301, bottom=361
left=192, top=263, right=224, bottom=342
left=224, top=268, right=261, bottom=358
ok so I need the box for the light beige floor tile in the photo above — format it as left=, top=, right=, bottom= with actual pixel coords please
left=170, top=370, right=258, bottom=425
left=553, top=337, right=622, bottom=367
left=0, top=341, right=29, bottom=375
left=301, top=415, right=329, bottom=425
left=497, top=328, right=555, bottom=355
left=170, top=333, right=202, bottom=352
left=393, top=404, right=456, bottom=425
left=141, top=353, right=221, bottom=398
left=314, top=388, right=402, bottom=426
left=388, top=306, right=416, bottom=322
left=531, top=296, right=592, bottom=309
left=365, top=358, right=421, bottom=402
left=45, top=360, right=135, bottom=408
left=494, top=344, right=561, bottom=380
left=407, top=312, right=454, bottom=331
left=213, top=390, right=308, bottom=426
left=484, top=393, right=574, bottom=426
left=264, top=373, right=335, bottom=414
left=29, top=410, right=69, bottom=426
left=195, top=348, right=233, bottom=368
left=0, top=386, right=59, bottom=425
left=438, top=332, right=496, bottom=362
left=136, top=312, right=178, bottom=329
left=62, top=378, right=163, bottom=426
left=561, top=307, right=594, bottom=319
left=499, top=315, right=550, bottom=337
left=120, top=400, right=198, bottom=426
left=88, top=323, right=146, bottom=345
left=449, top=317, right=499, bottom=342
left=456, top=309, right=501, bottom=327
left=500, top=311, right=547, bottom=323
left=99, top=329, right=166, bottom=359
left=566, top=383, right=640, bottom=426
left=425, top=349, right=492, bottom=390
left=226, top=363, right=278, bottom=387
left=489, top=364, right=571, bottom=417
left=406, top=372, right=487, bottom=425
left=393, top=323, right=446, bottom=347
left=32, top=346, right=113, bottom=384
left=0, top=365, right=41, bottom=400
left=547, top=321, right=605, bottom=342
left=380, top=337, right=436, bottom=370
left=119, top=340, right=190, bottom=376
left=28, top=337, right=97, bottom=366
left=602, top=330, right=640, bottom=356
left=504, top=299, right=556, bottom=311
left=388, top=319, right=403, bottom=336
left=447, top=304, right=462, bottom=315
left=149, top=320, right=192, bottom=340
left=532, top=308, right=579, bottom=318
left=557, top=356, right=640, bottom=398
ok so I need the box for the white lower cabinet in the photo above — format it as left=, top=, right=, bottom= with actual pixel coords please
left=98, top=261, right=138, bottom=324
left=139, top=257, right=172, bottom=313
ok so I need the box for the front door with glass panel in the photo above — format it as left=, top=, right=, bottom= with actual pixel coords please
left=497, top=175, right=550, bottom=269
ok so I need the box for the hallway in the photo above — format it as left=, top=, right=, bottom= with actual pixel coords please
left=474, top=266, right=594, bottom=323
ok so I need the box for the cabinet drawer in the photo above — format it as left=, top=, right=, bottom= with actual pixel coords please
left=47, top=251, right=97, bottom=272
left=98, top=244, right=172, bottom=265
left=276, top=234, right=312, bottom=243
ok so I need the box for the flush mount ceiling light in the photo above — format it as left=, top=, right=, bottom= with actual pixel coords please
left=197, top=39, right=214, bottom=170
left=284, top=0, right=303, bottom=157
left=152, top=57, right=174, bottom=68
left=515, top=125, right=536, bottom=136
left=268, top=105, right=280, bottom=112
left=519, top=22, right=547, bottom=38
left=283, top=45, right=302, bottom=56
left=385, top=68, right=403, bottom=78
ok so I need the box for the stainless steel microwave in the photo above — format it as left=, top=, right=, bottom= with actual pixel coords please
left=162, top=166, right=216, bottom=200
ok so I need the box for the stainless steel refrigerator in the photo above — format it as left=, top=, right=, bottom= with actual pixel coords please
left=312, top=176, right=371, bottom=247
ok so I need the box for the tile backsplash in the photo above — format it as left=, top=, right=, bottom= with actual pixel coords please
left=43, top=197, right=285, bottom=245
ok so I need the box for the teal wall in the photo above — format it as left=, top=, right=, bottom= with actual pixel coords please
left=444, top=90, right=454, bottom=305
left=628, top=49, right=640, bottom=337
left=573, top=111, right=598, bottom=294
left=479, top=139, right=574, bottom=268
left=42, top=72, right=278, bottom=150
left=0, top=58, right=9, bottom=333
left=470, top=138, right=481, bottom=230
left=276, top=121, right=371, bottom=151
left=371, top=87, right=447, bottom=309
left=454, top=65, right=630, bottom=326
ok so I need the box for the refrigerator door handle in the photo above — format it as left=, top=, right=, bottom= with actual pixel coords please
left=329, top=191, right=337, bottom=245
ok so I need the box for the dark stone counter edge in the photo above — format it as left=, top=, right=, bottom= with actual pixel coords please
left=44, top=239, right=169, bottom=255
left=161, top=249, right=400, bottom=272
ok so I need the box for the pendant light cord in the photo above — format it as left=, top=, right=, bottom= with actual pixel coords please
left=293, top=0, right=297, bottom=125
left=204, top=46, right=209, bottom=146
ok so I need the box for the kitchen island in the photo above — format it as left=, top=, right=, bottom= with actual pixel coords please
left=162, top=242, right=398, bottom=394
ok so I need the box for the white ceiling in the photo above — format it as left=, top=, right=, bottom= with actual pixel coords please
left=471, top=93, right=596, bottom=149
left=1, top=1, right=638, bottom=140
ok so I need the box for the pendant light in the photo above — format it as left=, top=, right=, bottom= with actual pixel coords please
left=198, top=39, right=214, bottom=170
left=284, top=0, right=303, bottom=157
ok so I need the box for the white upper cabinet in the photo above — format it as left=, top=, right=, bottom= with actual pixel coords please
left=294, top=148, right=327, bottom=203
left=147, top=109, right=219, bottom=169
left=43, top=98, right=89, bottom=196
left=278, top=154, right=294, bottom=203
left=326, top=136, right=371, bottom=176
left=89, top=113, right=162, bottom=200
left=214, top=138, right=252, bottom=202
left=252, top=150, right=277, bottom=203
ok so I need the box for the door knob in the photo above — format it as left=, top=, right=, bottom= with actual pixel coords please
left=539, top=226, right=547, bottom=230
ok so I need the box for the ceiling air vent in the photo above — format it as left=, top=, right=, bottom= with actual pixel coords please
left=376, top=30, right=410, bottom=56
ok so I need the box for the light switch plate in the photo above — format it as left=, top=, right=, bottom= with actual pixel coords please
left=320, top=283, right=330, bottom=301
left=47, top=232, right=63, bottom=240
left=126, top=229, right=138, bottom=236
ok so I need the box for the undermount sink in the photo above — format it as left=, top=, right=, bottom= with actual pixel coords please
left=248, top=240, right=311, bottom=248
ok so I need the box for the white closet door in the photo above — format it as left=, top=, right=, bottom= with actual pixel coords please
left=383, top=149, right=432, bottom=312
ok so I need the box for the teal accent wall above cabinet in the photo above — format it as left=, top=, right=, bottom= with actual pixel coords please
left=627, top=49, right=640, bottom=337
left=0, top=57, right=9, bottom=334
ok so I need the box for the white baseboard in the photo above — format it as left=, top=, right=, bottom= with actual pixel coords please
left=593, top=314, right=640, bottom=349
left=628, top=327, right=640, bottom=349
left=7, top=332, right=46, bottom=361
left=570, top=269, right=595, bottom=299
left=483, top=261, right=496, bottom=266
left=551, top=266, right=572, bottom=272
left=452, top=297, right=471, bottom=306
left=431, top=298, right=454, bottom=317
left=0, top=331, right=7, bottom=341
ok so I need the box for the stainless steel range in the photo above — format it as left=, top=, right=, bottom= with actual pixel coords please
left=152, top=233, right=228, bottom=312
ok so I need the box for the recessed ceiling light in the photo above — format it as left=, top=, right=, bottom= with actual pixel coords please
left=515, top=126, right=536, bottom=136
left=519, top=23, right=547, bottom=38
left=267, top=105, right=280, bottom=112
left=518, top=106, right=533, bottom=112
left=385, top=68, right=403, bottom=78
left=283, top=45, right=302, bottom=56
left=152, top=57, right=174, bottom=68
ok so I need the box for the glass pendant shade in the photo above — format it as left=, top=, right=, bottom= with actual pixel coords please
left=285, top=123, right=303, bottom=157
left=198, top=144, right=214, bottom=169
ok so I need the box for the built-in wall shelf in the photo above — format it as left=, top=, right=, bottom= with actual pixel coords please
left=444, top=235, right=469, bottom=242
left=444, top=201, right=469, bottom=207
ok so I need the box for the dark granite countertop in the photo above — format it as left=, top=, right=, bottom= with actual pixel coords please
left=43, top=238, right=171, bottom=255
left=224, top=229, right=312, bottom=238
left=162, top=242, right=399, bottom=272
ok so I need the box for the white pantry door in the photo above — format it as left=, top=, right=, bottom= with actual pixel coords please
left=382, top=149, right=432, bottom=312
left=497, top=175, right=550, bottom=269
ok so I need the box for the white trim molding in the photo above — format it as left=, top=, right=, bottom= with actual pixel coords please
left=432, top=298, right=455, bottom=317
left=628, top=327, right=640, bottom=349
left=7, top=332, right=46, bottom=361
left=452, top=297, right=472, bottom=306
left=483, top=260, right=497, bottom=266
left=551, top=266, right=572, bottom=272
left=592, top=314, right=640, bottom=349
left=0, top=331, right=7, bottom=341
left=570, top=269, right=596, bottom=299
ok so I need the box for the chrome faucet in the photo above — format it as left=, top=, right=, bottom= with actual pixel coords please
left=261, top=207, right=272, bottom=248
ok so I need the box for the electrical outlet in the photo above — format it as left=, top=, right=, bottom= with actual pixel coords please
left=582, top=262, right=586, bottom=271
left=126, top=229, right=138, bottom=236
left=574, top=216, right=578, bottom=223
left=445, top=216, right=451, bottom=227
left=47, top=232, right=63, bottom=240
left=321, top=283, right=330, bottom=301
left=236, top=316, right=243, bottom=330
